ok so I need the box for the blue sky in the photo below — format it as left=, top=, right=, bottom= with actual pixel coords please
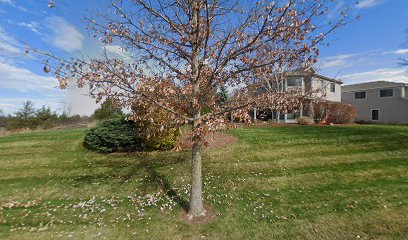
left=0, top=0, right=408, bottom=115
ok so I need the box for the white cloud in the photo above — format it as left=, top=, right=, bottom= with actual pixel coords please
left=0, top=0, right=12, bottom=4
left=0, top=62, right=97, bottom=115
left=320, top=53, right=358, bottom=68
left=386, top=49, right=408, bottom=55
left=17, top=21, right=40, bottom=34
left=340, top=68, right=408, bottom=84
left=0, top=41, right=20, bottom=55
left=356, top=0, right=382, bottom=9
left=104, top=45, right=132, bottom=60
left=63, top=86, right=99, bottom=116
left=0, top=61, right=98, bottom=115
left=0, top=26, right=22, bottom=56
left=0, top=61, right=60, bottom=92
left=0, top=19, right=95, bottom=115
left=320, top=48, right=406, bottom=71
left=45, top=16, right=84, bottom=52
left=0, top=0, right=28, bottom=12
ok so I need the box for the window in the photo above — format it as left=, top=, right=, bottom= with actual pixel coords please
left=355, top=91, right=366, bottom=99
left=285, top=111, right=300, bottom=120
left=287, top=78, right=302, bottom=87
left=286, top=112, right=295, bottom=120
left=330, top=83, right=336, bottom=93
left=380, top=89, right=393, bottom=97
left=320, top=80, right=325, bottom=90
left=371, top=109, right=379, bottom=121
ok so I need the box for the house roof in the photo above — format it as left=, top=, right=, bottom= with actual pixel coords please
left=288, top=66, right=343, bottom=84
left=342, top=81, right=408, bottom=92
left=246, top=66, right=343, bottom=91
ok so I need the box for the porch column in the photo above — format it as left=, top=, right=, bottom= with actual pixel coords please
left=230, top=112, right=234, bottom=123
left=253, top=108, right=257, bottom=121
left=308, top=101, right=314, bottom=119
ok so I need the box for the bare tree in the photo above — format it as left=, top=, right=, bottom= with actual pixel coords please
left=39, top=0, right=352, bottom=219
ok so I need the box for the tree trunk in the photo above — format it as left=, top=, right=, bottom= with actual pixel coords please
left=188, top=116, right=205, bottom=218
left=187, top=1, right=205, bottom=218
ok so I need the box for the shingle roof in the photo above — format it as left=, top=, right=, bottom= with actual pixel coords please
left=342, top=81, right=408, bottom=92
left=288, top=66, right=343, bottom=84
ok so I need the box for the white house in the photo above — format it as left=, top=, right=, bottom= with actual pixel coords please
left=251, top=66, right=342, bottom=123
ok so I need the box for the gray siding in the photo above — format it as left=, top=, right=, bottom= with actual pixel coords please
left=311, top=77, right=341, bottom=102
left=342, top=86, right=408, bottom=123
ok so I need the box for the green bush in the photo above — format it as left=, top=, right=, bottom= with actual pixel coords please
left=130, top=103, right=181, bottom=151
left=145, top=128, right=180, bottom=151
left=83, top=118, right=144, bottom=153
left=84, top=118, right=180, bottom=153
left=297, top=116, right=314, bottom=125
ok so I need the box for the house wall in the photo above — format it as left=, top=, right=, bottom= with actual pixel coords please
left=342, top=86, right=408, bottom=123
left=253, top=73, right=342, bottom=123
left=311, top=77, right=341, bottom=102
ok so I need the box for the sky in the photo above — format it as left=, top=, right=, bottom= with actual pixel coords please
left=0, top=0, right=408, bottom=115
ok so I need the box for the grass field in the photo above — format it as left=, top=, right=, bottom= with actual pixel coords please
left=0, top=125, right=407, bottom=239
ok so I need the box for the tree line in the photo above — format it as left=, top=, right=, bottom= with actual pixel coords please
left=0, top=99, right=124, bottom=130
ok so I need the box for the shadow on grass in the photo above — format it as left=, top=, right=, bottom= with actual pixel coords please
left=145, top=165, right=190, bottom=212
left=90, top=151, right=191, bottom=212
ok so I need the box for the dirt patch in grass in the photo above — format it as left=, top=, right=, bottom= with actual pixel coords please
left=180, top=205, right=216, bottom=225
left=179, top=131, right=237, bottom=149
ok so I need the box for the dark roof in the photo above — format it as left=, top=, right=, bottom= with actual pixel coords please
left=342, top=81, right=408, bottom=92
left=287, top=66, right=343, bottom=84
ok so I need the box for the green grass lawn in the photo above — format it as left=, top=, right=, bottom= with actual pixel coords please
left=0, top=125, right=407, bottom=239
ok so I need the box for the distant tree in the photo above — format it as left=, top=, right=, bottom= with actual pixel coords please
left=216, top=85, right=229, bottom=107
left=16, top=101, right=36, bottom=120
left=93, top=98, right=124, bottom=120
left=7, top=101, right=37, bottom=129
left=0, top=109, right=5, bottom=128
left=35, top=106, right=58, bottom=129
